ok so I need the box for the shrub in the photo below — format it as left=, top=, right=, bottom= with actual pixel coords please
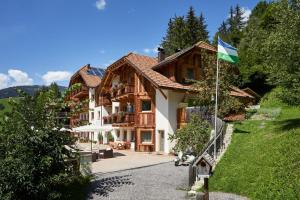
left=0, top=103, right=4, bottom=111
left=169, top=115, right=211, bottom=154
left=107, top=132, right=114, bottom=142
left=0, top=88, right=88, bottom=199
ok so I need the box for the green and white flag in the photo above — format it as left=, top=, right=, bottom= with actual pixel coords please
left=217, top=37, right=239, bottom=63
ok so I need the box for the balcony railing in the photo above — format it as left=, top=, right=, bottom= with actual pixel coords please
left=136, top=112, right=155, bottom=127
left=103, top=112, right=135, bottom=125
left=110, top=84, right=134, bottom=99
left=70, top=86, right=88, bottom=98
left=98, top=96, right=111, bottom=106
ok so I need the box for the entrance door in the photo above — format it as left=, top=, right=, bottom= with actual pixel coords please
left=159, top=130, right=165, bottom=152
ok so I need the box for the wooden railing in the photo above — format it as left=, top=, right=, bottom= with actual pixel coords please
left=70, top=86, right=88, bottom=98
left=111, top=84, right=134, bottom=99
left=103, top=112, right=135, bottom=125
left=136, top=112, right=155, bottom=127
left=98, top=97, right=111, bottom=106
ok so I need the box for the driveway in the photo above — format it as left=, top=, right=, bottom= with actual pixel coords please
left=92, top=150, right=174, bottom=174
left=87, top=162, right=189, bottom=200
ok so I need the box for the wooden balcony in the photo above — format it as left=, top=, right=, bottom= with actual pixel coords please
left=98, top=96, right=112, bottom=106
left=70, top=86, right=88, bottom=99
left=111, top=84, right=134, bottom=100
left=70, top=118, right=89, bottom=127
left=103, top=112, right=135, bottom=126
left=136, top=112, right=155, bottom=127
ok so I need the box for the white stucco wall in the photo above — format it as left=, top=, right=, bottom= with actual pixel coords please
left=155, top=89, right=170, bottom=153
left=167, top=91, right=185, bottom=152
left=155, top=89, right=185, bottom=154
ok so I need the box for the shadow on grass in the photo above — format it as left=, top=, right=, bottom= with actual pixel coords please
left=274, top=118, right=300, bottom=131
left=87, top=174, right=134, bottom=198
left=234, top=128, right=250, bottom=134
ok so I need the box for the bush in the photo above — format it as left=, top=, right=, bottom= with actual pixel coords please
left=260, top=87, right=285, bottom=108
left=107, top=132, right=114, bottom=142
left=169, top=115, right=211, bottom=154
left=0, top=88, right=89, bottom=199
left=0, top=103, right=4, bottom=111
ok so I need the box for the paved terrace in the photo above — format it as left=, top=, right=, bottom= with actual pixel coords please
left=92, top=150, right=174, bottom=174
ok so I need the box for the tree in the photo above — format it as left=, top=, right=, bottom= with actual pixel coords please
left=191, top=50, right=243, bottom=117
left=161, top=7, right=210, bottom=56
left=161, top=16, right=189, bottom=56
left=212, top=21, right=229, bottom=45
left=198, top=13, right=209, bottom=42
left=213, top=4, right=246, bottom=46
left=169, top=115, right=211, bottom=154
left=238, top=1, right=272, bottom=94
left=186, top=7, right=200, bottom=45
left=262, top=0, right=300, bottom=104
left=0, top=86, right=87, bottom=199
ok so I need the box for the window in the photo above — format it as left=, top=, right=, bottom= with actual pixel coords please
left=124, top=130, right=127, bottom=141
left=141, top=131, right=152, bottom=143
left=91, top=112, right=94, bottom=120
left=115, top=106, right=119, bottom=113
left=141, top=100, right=151, bottom=112
left=186, top=68, right=195, bottom=80
left=116, top=130, right=120, bottom=139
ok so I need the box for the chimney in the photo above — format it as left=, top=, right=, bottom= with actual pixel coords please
left=157, top=47, right=165, bottom=62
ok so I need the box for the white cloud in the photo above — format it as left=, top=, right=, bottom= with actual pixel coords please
left=8, top=69, right=33, bottom=86
left=95, top=0, right=106, bottom=10
left=143, top=46, right=159, bottom=54
left=242, top=7, right=251, bottom=22
left=0, top=69, right=34, bottom=89
left=42, top=71, right=72, bottom=85
left=0, top=73, right=9, bottom=89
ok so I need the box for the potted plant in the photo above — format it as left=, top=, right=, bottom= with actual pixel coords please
left=111, top=85, right=118, bottom=98
left=98, top=133, right=103, bottom=144
left=112, top=113, right=117, bottom=123
left=107, top=131, right=114, bottom=142
left=118, top=111, right=125, bottom=122
left=117, top=83, right=125, bottom=96
left=103, top=116, right=108, bottom=124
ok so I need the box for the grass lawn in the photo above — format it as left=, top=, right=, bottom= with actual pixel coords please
left=209, top=106, right=300, bottom=199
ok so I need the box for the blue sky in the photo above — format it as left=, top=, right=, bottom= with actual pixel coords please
left=0, top=0, right=259, bottom=88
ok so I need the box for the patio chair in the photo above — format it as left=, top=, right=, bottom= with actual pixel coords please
left=99, top=148, right=113, bottom=159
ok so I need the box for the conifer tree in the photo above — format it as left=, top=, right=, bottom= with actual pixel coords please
left=161, top=7, right=210, bottom=56
left=198, top=13, right=209, bottom=42
left=186, top=6, right=200, bottom=45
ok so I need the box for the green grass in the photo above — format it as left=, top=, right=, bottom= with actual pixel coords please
left=209, top=106, right=300, bottom=199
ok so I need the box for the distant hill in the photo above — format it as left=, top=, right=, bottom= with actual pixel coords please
left=0, top=85, right=67, bottom=99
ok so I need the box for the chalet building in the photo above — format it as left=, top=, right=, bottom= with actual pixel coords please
left=68, top=64, right=105, bottom=141
left=93, top=41, right=254, bottom=154
left=68, top=41, right=255, bottom=153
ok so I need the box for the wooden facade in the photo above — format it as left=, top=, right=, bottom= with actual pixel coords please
left=98, top=63, right=156, bottom=152
left=69, top=73, right=89, bottom=128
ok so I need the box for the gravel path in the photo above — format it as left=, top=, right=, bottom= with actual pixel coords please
left=87, top=162, right=190, bottom=200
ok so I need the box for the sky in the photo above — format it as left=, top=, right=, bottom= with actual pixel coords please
left=0, top=0, right=259, bottom=88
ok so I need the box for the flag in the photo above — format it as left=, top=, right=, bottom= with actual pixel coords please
left=217, top=37, right=239, bottom=63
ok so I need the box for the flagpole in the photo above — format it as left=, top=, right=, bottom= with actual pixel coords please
left=214, top=56, right=219, bottom=160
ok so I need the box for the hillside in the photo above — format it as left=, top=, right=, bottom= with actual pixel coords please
left=209, top=94, right=300, bottom=199
left=0, top=85, right=66, bottom=99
